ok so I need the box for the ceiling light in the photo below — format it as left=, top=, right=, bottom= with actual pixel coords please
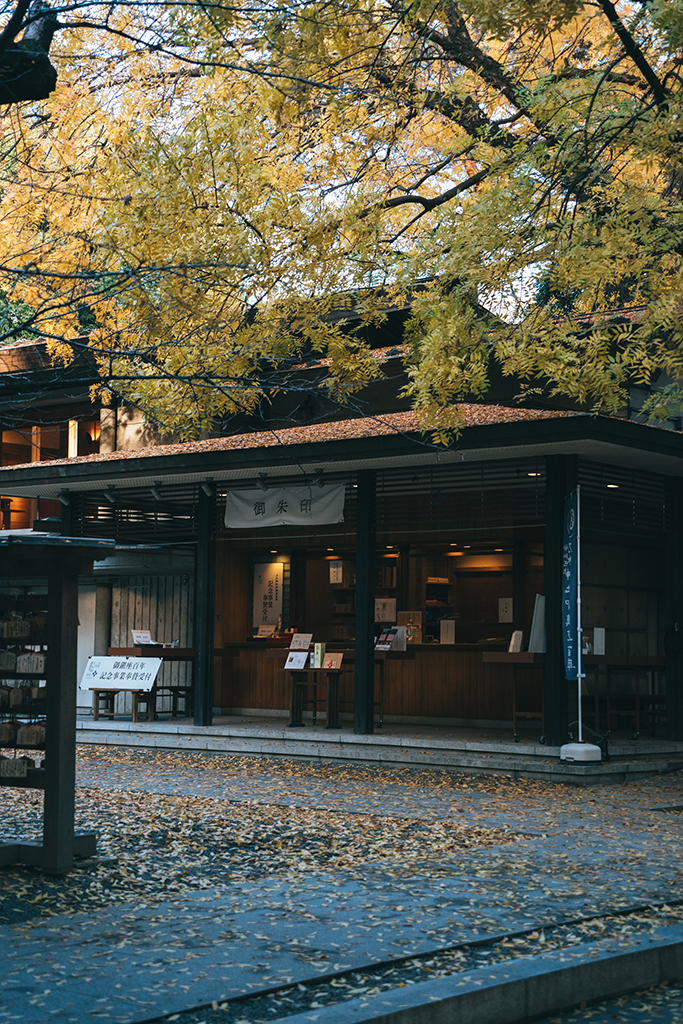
left=103, top=489, right=115, bottom=505
left=150, top=483, right=162, bottom=502
left=257, top=474, right=268, bottom=492
left=527, top=472, right=541, bottom=477
left=58, top=492, right=70, bottom=506
left=314, top=469, right=325, bottom=489
left=200, top=479, right=214, bottom=497
left=607, top=483, right=619, bottom=489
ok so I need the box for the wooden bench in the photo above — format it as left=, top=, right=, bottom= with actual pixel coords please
left=91, top=688, right=156, bottom=723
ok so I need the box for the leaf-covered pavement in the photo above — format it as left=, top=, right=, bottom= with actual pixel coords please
left=1, top=746, right=683, bottom=1024
left=532, top=980, right=683, bottom=1023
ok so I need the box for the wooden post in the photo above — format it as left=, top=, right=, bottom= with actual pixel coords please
left=397, top=543, right=410, bottom=614
left=512, top=540, right=526, bottom=633
left=544, top=455, right=577, bottom=746
left=43, top=566, right=79, bottom=874
left=665, top=478, right=683, bottom=741
left=194, top=486, right=216, bottom=726
left=60, top=494, right=74, bottom=536
left=354, top=469, right=376, bottom=734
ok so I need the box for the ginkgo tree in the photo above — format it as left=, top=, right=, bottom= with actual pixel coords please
left=2, top=0, right=683, bottom=438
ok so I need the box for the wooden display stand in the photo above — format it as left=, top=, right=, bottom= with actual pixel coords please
left=105, top=647, right=196, bottom=719
left=0, top=533, right=115, bottom=874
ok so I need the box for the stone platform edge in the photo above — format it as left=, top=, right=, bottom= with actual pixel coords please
left=263, top=925, right=683, bottom=1024
left=75, top=720, right=683, bottom=786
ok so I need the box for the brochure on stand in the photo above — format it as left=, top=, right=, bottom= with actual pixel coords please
left=284, top=650, right=309, bottom=670
left=289, top=633, right=313, bottom=650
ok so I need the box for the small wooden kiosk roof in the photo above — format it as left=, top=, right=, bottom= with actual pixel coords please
left=0, top=407, right=681, bottom=500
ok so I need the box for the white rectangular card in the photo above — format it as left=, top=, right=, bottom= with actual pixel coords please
left=285, top=650, right=308, bottom=670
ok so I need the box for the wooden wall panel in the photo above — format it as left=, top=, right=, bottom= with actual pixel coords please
left=215, top=541, right=252, bottom=705
left=218, top=648, right=289, bottom=711
left=215, top=542, right=251, bottom=644
left=109, top=573, right=194, bottom=714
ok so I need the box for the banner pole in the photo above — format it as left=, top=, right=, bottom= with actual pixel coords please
left=576, top=485, right=583, bottom=743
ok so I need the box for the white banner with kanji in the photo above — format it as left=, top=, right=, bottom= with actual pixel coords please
left=225, top=483, right=345, bottom=528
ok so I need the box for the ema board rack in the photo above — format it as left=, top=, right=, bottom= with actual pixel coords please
left=0, top=533, right=116, bottom=874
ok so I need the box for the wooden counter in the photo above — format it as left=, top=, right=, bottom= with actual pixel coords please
left=217, top=642, right=520, bottom=723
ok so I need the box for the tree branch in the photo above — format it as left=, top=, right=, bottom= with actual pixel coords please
left=0, top=0, right=32, bottom=57
left=360, top=167, right=489, bottom=218
left=597, top=0, right=667, bottom=106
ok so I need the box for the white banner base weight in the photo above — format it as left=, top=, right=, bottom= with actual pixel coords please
left=560, top=741, right=602, bottom=763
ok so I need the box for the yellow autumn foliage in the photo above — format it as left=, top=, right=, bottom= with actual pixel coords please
left=0, top=1, right=683, bottom=435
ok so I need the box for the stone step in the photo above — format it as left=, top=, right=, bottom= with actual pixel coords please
left=76, top=719, right=683, bottom=786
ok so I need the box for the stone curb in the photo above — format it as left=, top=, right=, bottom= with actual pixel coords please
left=75, top=722, right=683, bottom=786
left=265, top=925, right=683, bottom=1024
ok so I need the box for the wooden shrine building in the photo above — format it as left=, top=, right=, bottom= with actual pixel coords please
left=0, top=405, right=680, bottom=747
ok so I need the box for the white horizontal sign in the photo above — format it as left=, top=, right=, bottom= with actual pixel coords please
left=225, top=483, right=345, bottom=529
left=80, top=656, right=162, bottom=691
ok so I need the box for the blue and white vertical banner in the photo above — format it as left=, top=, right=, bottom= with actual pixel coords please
left=562, top=489, right=579, bottom=680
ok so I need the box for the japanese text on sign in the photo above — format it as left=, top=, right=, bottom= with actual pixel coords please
left=226, top=483, right=345, bottom=529
left=0, top=758, right=28, bottom=779
left=80, top=656, right=162, bottom=691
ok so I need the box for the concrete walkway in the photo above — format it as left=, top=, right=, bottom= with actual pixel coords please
left=2, top=747, right=683, bottom=1023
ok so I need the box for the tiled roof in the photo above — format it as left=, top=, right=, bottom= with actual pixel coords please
left=5, top=406, right=576, bottom=470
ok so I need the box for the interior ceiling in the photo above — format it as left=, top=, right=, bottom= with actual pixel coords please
left=0, top=435, right=681, bottom=499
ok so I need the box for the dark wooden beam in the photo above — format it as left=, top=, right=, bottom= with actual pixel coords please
left=544, top=454, right=577, bottom=746
left=194, top=487, right=216, bottom=726
left=43, top=567, right=79, bottom=874
left=354, top=470, right=376, bottom=734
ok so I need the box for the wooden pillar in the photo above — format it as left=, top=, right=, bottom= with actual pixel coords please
left=43, top=567, right=79, bottom=874
left=512, top=539, right=526, bottom=632
left=290, top=548, right=307, bottom=628
left=60, top=494, right=74, bottom=536
left=354, top=469, right=376, bottom=734
left=544, top=455, right=578, bottom=746
left=397, top=543, right=410, bottom=613
left=665, top=478, right=683, bottom=740
left=194, top=487, right=216, bottom=727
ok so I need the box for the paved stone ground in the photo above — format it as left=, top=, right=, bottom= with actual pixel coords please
left=532, top=981, right=683, bottom=1022
left=1, top=747, right=683, bottom=1024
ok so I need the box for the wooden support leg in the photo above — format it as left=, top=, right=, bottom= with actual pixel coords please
left=374, top=661, right=384, bottom=729
left=512, top=664, right=519, bottom=741
left=288, top=674, right=305, bottom=727
left=325, top=672, right=340, bottom=729
left=634, top=670, right=641, bottom=739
